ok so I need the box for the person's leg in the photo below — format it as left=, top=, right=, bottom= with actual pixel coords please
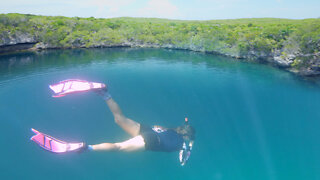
left=105, top=98, right=141, bottom=137
left=90, top=135, right=145, bottom=152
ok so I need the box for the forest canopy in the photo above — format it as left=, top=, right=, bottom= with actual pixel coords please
left=0, top=13, right=319, bottom=70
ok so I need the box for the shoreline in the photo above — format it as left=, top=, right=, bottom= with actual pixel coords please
left=1, top=14, right=319, bottom=77
left=0, top=42, right=318, bottom=77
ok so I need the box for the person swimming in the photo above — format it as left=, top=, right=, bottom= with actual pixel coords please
left=31, top=81, right=195, bottom=166
left=85, top=87, right=195, bottom=166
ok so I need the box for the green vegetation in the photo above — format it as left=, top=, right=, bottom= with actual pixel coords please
left=0, top=13, right=319, bottom=70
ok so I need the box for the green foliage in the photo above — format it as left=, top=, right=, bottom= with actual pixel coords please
left=0, top=13, right=319, bottom=63
left=291, top=59, right=302, bottom=68
left=293, top=21, right=320, bottom=54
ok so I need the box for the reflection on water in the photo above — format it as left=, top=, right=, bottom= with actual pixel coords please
left=0, top=48, right=281, bottom=77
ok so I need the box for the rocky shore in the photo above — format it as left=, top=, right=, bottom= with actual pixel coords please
left=1, top=34, right=319, bottom=76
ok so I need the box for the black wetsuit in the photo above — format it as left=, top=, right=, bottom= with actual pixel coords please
left=140, top=125, right=184, bottom=152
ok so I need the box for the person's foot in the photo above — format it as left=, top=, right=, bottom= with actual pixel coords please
left=94, top=87, right=112, bottom=100
left=74, top=142, right=89, bottom=153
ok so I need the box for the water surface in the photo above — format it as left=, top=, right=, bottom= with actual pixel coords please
left=0, top=48, right=320, bottom=180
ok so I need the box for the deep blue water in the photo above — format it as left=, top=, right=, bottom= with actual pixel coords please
left=1, top=48, right=320, bottom=180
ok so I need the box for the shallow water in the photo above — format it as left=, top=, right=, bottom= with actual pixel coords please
left=1, top=48, right=320, bottom=180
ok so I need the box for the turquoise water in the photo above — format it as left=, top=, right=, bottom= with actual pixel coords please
left=1, top=48, right=320, bottom=180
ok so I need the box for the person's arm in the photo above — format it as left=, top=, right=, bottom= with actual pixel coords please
left=179, top=141, right=192, bottom=166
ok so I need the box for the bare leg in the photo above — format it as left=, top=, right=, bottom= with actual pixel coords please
left=91, top=135, right=145, bottom=152
left=105, top=98, right=140, bottom=137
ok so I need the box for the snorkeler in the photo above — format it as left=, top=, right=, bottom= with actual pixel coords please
left=88, top=87, right=195, bottom=166
left=31, top=80, right=195, bottom=166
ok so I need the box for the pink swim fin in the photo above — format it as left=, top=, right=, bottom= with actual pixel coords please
left=30, top=128, right=84, bottom=153
left=49, top=79, right=106, bottom=97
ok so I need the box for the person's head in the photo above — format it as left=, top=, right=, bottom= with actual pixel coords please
left=175, top=118, right=195, bottom=141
